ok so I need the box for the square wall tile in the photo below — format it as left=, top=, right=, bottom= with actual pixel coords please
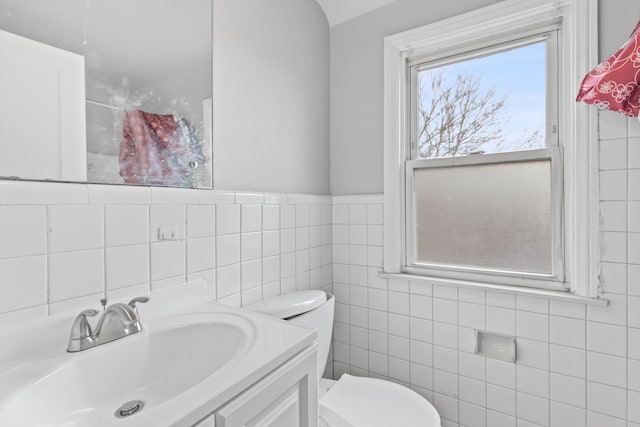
left=105, top=205, right=149, bottom=247
left=49, top=249, right=104, bottom=302
left=586, top=381, right=626, bottom=419
left=587, top=351, right=627, bottom=388
left=487, top=358, right=515, bottom=389
left=629, top=390, right=640, bottom=423
left=106, top=244, right=149, bottom=289
left=459, top=376, right=486, bottom=407
left=281, top=229, right=296, bottom=253
left=186, top=205, right=215, bottom=238
left=409, top=294, right=432, bottom=319
left=550, top=344, right=586, bottom=378
left=150, top=241, right=185, bottom=280
left=600, top=110, right=629, bottom=139
left=630, top=233, right=640, bottom=265
left=216, top=234, right=240, bottom=267
left=411, top=340, right=433, bottom=367
left=599, top=139, right=627, bottom=170
left=587, top=321, right=626, bottom=357
left=600, top=201, right=627, bottom=232
left=216, top=205, right=240, bottom=235
left=241, top=232, right=262, bottom=262
left=241, top=259, right=262, bottom=290
left=459, top=302, right=485, bottom=329
left=241, top=205, right=262, bottom=232
left=600, top=262, right=627, bottom=295
left=332, top=204, right=348, bottom=224
left=0, top=256, right=47, bottom=312
left=459, top=352, right=486, bottom=381
left=0, top=206, right=46, bottom=259
left=309, top=205, right=322, bottom=226
left=631, top=169, right=640, bottom=200
left=586, top=411, right=626, bottom=427
left=630, top=202, right=640, bottom=233
left=296, top=227, right=310, bottom=250
left=517, top=365, right=549, bottom=398
left=410, top=317, right=433, bottom=343
left=550, top=373, right=586, bottom=408
left=517, top=338, right=549, bottom=370
left=599, top=170, right=627, bottom=201
left=262, top=230, right=280, bottom=258
left=187, top=237, right=215, bottom=273
left=150, top=205, right=185, bottom=242
left=348, top=204, right=367, bottom=224
left=48, top=205, right=103, bottom=252
left=629, top=327, right=640, bottom=360
left=433, top=298, right=457, bottom=325
left=486, top=306, right=516, bottom=335
left=630, top=137, right=640, bottom=168
left=517, top=311, right=549, bottom=342
left=280, top=205, right=295, bottom=229
left=217, top=264, right=240, bottom=298
left=296, top=205, right=310, bottom=227
left=550, top=315, right=585, bottom=348
left=263, top=205, right=280, bottom=231
left=487, top=384, right=516, bottom=416
left=516, top=392, right=549, bottom=427
left=486, top=410, right=515, bottom=427
left=601, top=232, right=627, bottom=263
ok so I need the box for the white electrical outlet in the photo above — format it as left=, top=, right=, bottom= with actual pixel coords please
left=158, top=226, right=178, bottom=241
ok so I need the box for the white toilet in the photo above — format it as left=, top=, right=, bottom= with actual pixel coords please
left=246, top=290, right=442, bottom=427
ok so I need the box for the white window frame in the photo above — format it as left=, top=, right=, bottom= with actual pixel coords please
left=383, top=0, right=602, bottom=299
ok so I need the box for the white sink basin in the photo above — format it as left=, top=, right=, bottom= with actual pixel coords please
left=0, top=311, right=255, bottom=427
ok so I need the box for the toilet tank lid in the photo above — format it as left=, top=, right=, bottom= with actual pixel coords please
left=244, top=290, right=327, bottom=319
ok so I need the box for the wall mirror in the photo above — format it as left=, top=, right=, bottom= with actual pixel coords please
left=0, top=0, right=213, bottom=188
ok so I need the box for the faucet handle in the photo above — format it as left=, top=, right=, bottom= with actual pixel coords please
left=69, top=309, right=99, bottom=339
left=128, top=296, right=150, bottom=319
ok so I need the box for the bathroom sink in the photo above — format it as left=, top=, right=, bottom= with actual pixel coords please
left=0, top=311, right=255, bottom=427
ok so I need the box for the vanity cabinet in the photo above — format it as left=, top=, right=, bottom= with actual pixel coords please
left=211, top=345, right=318, bottom=427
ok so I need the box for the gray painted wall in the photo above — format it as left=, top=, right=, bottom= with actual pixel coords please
left=329, top=0, right=503, bottom=195
left=213, top=0, right=330, bottom=195
left=329, top=0, right=633, bottom=195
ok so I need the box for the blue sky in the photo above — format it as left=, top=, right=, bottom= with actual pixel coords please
left=418, top=41, right=546, bottom=156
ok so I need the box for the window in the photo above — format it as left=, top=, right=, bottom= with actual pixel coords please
left=405, top=34, right=562, bottom=288
left=383, top=0, right=600, bottom=297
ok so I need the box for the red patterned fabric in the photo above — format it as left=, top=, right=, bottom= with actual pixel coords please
left=119, top=110, right=205, bottom=187
left=577, top=21, right=640, bottom=117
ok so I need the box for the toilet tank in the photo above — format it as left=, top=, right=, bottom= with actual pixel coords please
left=244, top=291, right=335, bottom=378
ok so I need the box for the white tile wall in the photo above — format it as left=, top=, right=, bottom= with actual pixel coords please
left=0, top=187, right=332, bottom=329
left=1, top=110, right=638, bottom=426
left=328, top=111, right=640, bottom=427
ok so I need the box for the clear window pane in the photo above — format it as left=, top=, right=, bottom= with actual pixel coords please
left=413, top=160, right=553, bottom=274
left=417, top=42, right=546, bottom=159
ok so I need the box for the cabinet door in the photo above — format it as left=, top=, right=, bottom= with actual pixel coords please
left=0, top=29, right=86, bottom=182
left=215, top=346, right=318, bottom=427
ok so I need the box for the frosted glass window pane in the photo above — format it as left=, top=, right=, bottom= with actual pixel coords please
left=414, top=160, right=552, bottom=274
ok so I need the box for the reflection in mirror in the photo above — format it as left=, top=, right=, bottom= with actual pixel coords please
left=0, top=0, right=213, bottom=188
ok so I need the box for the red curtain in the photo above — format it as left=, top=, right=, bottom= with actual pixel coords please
left=577, top=21, right=640, bottom=117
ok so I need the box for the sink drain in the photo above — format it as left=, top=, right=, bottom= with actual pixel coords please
left=115, top=400, right=144, bottom=418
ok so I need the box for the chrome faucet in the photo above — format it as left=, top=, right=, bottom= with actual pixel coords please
left=67, top=297, right=150, bottom=352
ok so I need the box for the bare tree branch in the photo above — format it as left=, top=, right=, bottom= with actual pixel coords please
left=417, top=68, right=542, bottom=158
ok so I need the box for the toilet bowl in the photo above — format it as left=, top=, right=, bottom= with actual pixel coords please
left=245, top=290, right=441, bottom=427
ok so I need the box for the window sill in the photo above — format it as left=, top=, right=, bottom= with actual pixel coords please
left=378, top=271, right=609, bottom=307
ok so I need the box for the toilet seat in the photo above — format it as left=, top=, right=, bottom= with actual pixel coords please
left=319, top=374, right=441, bottom=427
